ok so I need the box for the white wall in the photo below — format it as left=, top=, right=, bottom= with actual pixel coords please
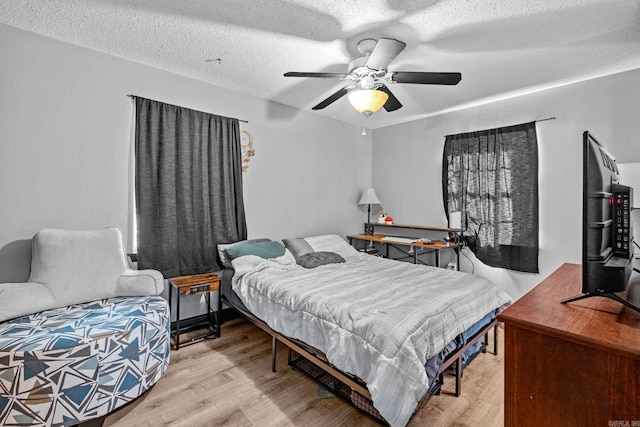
left=618, top=162, right=640, bottom=258
left=618, top=163, right=640, bottom=203
left=0, top=24, right=372, bottom=317
left=372, top=69, right=640, bottom=299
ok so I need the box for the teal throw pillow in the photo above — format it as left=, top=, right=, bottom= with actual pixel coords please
left=226, top=241, right=286, bottom=261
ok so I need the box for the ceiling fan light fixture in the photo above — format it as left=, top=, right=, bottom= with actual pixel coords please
left=356, top=38, right=377, bottom=56
left=284, top=37, right=460, bottom=115
left=348, top=89, right=389, bottom=116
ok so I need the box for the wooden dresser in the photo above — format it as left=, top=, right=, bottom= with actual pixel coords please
left=497, top=263, right=640, bottom=426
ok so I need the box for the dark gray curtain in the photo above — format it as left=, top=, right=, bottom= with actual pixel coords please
left=134, top=97, right=247, bottom=277
left=442, top=121, right=538, bottom=273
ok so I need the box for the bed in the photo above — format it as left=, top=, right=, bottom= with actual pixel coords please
left=218, top=234, right=511, bottom=426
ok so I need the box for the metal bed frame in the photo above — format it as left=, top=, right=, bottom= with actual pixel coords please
left=225, top=295, right=499, bottom=425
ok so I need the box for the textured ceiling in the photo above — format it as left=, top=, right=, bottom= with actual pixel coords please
left=2, top=0, right=640, bottom=129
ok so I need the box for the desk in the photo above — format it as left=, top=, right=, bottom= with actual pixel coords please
left=347, top=233, right=459, bottom=269
left=497, top=263, right=640, bottom=426
left=364, top=222, right=462, bottom=240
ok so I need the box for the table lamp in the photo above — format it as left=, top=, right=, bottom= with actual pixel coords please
left=358, top=188, right=381, bottom=235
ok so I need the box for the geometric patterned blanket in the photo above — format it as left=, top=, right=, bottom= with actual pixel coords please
left=0, top=296, right=170, bottom=426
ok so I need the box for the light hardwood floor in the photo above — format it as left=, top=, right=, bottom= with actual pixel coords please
left=103, top=318, right=504, bottom=427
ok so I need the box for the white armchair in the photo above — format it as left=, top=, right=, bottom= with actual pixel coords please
left=0, top=227, right=163, bottom=322
left=0, top=227, right=170, bottom=426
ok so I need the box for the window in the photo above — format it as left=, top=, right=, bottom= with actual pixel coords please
left=442, top=121, right=538, bottom=273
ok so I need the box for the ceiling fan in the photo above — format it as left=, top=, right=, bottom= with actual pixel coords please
left=284, top=38, right=462, bottom=115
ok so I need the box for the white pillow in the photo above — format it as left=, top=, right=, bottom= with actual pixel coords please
left=29, top=228, right=130, bottom=306
left=16, top=227, right=163, bottom=320
left=304, top=234, right=359, bottom=259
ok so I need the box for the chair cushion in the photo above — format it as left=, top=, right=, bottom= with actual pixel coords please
left=0, top=295, right=170, bottom=425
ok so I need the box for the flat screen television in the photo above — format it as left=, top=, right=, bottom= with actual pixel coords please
left=562, top=131, right=638, bottom=313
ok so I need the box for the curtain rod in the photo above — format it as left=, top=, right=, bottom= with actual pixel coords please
left=444, top=116, right=556, bottom=138
left=126, top=94, right=248, bottom=123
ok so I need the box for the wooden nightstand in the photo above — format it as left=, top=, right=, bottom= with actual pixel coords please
left=168, top=272, right=221, bottom=349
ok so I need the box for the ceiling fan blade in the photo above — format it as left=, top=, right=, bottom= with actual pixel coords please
left=284, top=71, right=347, bottom=78
left=366, top=38, right=406, bottom=70
left=392, top=72, right=462, bottom=85
left=378, top=85, right=402, bottom=112
left=312, top=87, right=349, bottom=110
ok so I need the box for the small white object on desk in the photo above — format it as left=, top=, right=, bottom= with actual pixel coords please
left=381, top=236, right=417, bottom=244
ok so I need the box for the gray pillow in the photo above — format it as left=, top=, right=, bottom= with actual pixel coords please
left=283, top=238, right=314, bottom=260
left=218, top=238, right=271, bottom=268
left=297, top=251, right=346, bottom=269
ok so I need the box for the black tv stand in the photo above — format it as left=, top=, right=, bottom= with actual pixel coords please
left=562, top=290, right=640, bottom=314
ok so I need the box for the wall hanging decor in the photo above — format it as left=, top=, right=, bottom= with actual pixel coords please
left=241, top=130, right=255, bottom=172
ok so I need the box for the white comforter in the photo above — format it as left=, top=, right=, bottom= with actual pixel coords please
left=231, top=236, right=511, bottom=427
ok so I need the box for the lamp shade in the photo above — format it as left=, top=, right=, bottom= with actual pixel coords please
left=348, top=89, right=389, bottom=116
left=358, top=188, right=381, bottom=205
